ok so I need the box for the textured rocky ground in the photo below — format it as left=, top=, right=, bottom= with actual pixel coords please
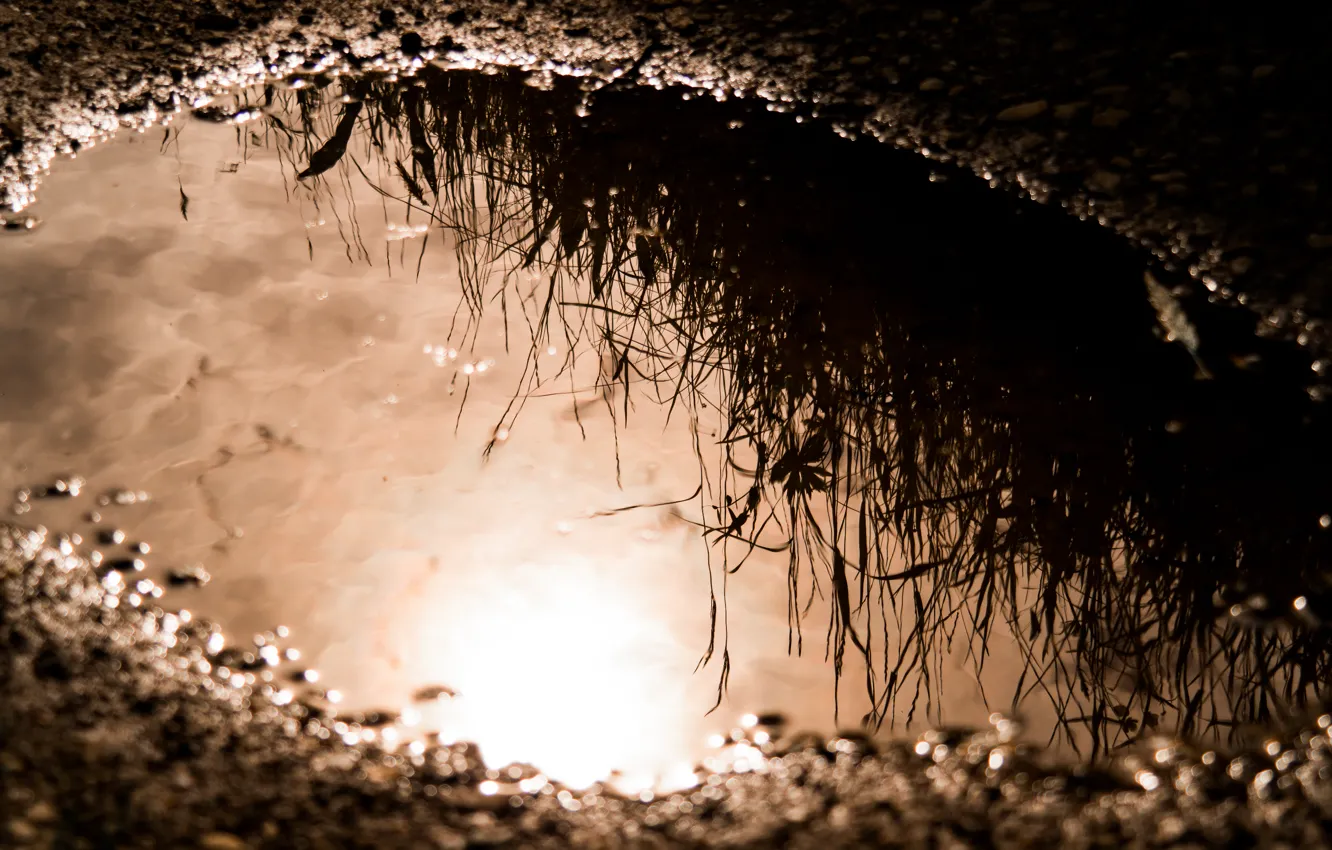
left=7, top=519, right=1332, bottom=848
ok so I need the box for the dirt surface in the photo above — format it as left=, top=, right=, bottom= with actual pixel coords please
left=3, top=0, right=1332, bottom=355
left=6, top=518, right=1332, bottom=849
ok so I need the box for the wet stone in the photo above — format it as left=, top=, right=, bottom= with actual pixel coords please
left=412, top=684, right=458, bottom=702
left=24, top=802, right=54, bottom=824
left=1092, top=108, right=1131, bottom=128
left=102, top=558, right=145, bottom=573
left=166, top=564, right=211, bottom=587
left=996, top=100, right=1047, bottom=121
left=1087, top=170, right=1122, bottom=193
left=1053, top=101, right=1089, bottom=120
left=199, top=833, right=249, bottom=850
left=5, top=819, right=38, bottom=845
left=338, top=709, right=400, bottom=728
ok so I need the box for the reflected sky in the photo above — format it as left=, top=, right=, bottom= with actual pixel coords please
left=4, top=66, right=1331, bottom=788
left=0, top=105, right=1016, bottom=789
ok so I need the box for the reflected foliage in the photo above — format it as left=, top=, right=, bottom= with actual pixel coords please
left=227, top=65, right=1332, bottom=755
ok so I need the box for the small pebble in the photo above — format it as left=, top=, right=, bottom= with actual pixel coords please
left=1092, top=108, right=1131, bottom=128
left=25, top=802, right=54, bottom=824
left=996, top=100, right=1048, bottom=121
left=1053, top=101, right=1088, bottom=120
left=1087, top=171, right=1121, bottom=193
left=6, top=819, right=38, bottom=843
left=200, top=833, right=249, bottom=850
left=167, top=565, right=211, bottom=587
left=413, top=684, right=459, bottom=702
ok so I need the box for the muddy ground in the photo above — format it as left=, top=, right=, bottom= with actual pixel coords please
left=4, top=1, right=1332, bottom=846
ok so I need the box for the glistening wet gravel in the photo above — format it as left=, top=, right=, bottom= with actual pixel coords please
left=8, top=517, right=1332, bottom=848
left=4, top=63, right=1332, bottom=847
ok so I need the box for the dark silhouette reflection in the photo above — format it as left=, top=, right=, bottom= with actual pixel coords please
left=231, top=65, right=1331, bottom=756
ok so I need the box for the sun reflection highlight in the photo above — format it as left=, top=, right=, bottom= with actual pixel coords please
left=404, top=554, right=702, bottom=790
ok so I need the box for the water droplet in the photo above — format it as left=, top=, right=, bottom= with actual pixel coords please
left=1134, top=769, right=1161, bottom=791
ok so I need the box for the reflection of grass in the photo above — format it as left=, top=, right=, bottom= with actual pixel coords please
left=233, top=66, right=1332, bottom=756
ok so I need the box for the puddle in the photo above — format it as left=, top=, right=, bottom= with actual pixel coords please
left=4, top=66, right=1331, bottom=794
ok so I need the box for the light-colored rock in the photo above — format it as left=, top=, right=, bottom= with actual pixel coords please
left=25, top=802, right=55, bottom=824
left=6, top=819, right=38, bottom=844
left=200, top=832, right=249, bottom=850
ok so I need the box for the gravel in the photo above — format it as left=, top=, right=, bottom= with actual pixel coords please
left=7, top=518, right=1332, bottom=848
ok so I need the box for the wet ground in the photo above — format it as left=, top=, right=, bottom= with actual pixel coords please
left=4, top=3, right=1332, bottom=848
left=2, top=62, right=1332, bottom=846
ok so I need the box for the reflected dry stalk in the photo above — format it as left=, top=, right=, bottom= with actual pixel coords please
left=230, top=66, right=1332, bottom=757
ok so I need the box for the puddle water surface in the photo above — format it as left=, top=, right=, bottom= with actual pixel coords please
left=5, top=68, right=1331, bottom=792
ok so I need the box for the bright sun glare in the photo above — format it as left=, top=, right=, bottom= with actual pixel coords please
left=406, top=552, right=702, bottom=791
